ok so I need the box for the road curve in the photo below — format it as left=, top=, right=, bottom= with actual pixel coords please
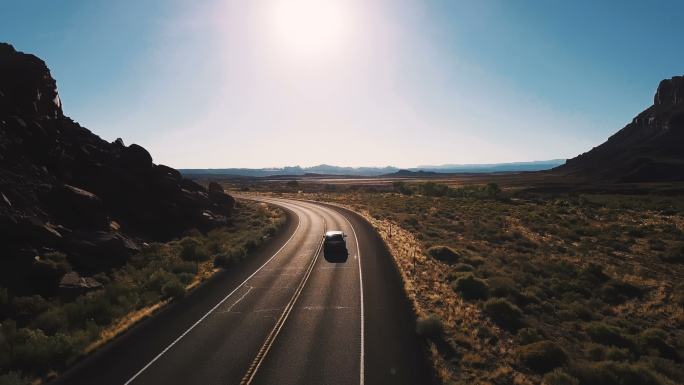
left=54, top=197, right=433, bottom=385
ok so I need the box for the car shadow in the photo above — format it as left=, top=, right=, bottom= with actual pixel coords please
left=323, top=248, right=348, bottom=263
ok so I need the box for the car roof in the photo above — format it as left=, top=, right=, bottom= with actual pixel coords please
left=325, top=230, right=344, bottom=237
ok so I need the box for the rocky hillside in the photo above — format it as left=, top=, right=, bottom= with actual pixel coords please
left=0, top=43, right=235, bottom=295
left=556, top=76, right=684, bottom=182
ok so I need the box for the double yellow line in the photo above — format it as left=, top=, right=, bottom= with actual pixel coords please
left=240, top=222, right=326, bottom=385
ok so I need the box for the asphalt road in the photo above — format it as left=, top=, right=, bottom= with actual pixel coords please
left=54, top=198, right=432, bottom=385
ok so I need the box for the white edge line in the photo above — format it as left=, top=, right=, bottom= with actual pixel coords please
left=340, top=209, right=365, bottom=385
left=308, top=201, right=365, bottom=385
left=123, top=214, right=301, bottom=385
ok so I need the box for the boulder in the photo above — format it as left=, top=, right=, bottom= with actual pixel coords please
left=0, top=43, right=62, bottom=118
left=67, top=231, right=139, bottom=271
left=119, top=143, right=153, bottom=170
left=30, top=256, right=69, bottom=295
left=209, top=190, right=235, bottom=215
left=58, top=271, right=102, bottom=299
left=14, top=217, right=63, bottom=246
left=155, top=164, right=182, bottom=181
left=180, top=178, right=204, bottom=192
left=655, top=76, right=684, bottom=106
left=48, top=184, right=109, bottom=229
left=208, top=181, right=224, bottom=193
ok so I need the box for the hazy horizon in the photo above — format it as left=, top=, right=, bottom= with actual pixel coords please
left=2, top=0, right=683, bottom=168
left=178, top=158, right=565, bottom=171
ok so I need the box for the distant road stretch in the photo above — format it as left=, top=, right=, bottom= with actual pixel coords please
left=55, top=197, right=432, bottom=385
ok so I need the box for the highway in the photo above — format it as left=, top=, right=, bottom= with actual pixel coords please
left=54, top=197, right=432, bottom=385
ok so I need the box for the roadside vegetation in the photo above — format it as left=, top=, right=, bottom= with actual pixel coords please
left=0, top=200, right=285, bottom=384
left=306, top=182, right=684, bottom=385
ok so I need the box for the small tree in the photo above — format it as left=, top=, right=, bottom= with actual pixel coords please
left=416, top=314, right=443, bottom=340
left=392, top=181, right=412, bottom=195
left=162, top=279, right=186, bottom=300
left=452, top=274, right=489, bottom=300
left=1, top=319, right=17, bottom=360
left=179, top=237, right=209, bottom=272
left=484, top=182, right=501, bottom=198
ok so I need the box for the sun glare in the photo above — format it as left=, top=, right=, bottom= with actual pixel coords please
left=266, top=0, right=353, bottom=61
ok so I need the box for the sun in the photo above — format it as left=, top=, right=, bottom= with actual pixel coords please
left=265, top=0, right=353, bottom=61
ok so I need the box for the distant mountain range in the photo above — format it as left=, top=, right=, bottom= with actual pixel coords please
left=180, top=160, right=566, bottom=178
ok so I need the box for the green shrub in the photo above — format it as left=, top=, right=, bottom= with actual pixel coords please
left=214, top=254, right=231, bottom=268
left=585, top=322, right=633, bottom=349
left=569, top=301, right=594, bottom=321
left=65, top=293, right=116, bottom=327
left=452, top=275, right=489, bottom=300
left=244, top=237, right=260, bottom=252
left=604, top=346, right=631, bottom=361
left=0, top=288, right=8, bottom=307
left=418, top=182, right=450, bottom=197
left=32, top=307, right=68, bottom=334
left=483, top=298, right=524, bottom=331
left=517, top=327, right=544, bottom=345
left=543, top=369, right=579, bottom=385
left=427, top=246, right=460, bottom=263
left=171, top=261, right=196, bottom=275
left=11, top=296, right=49, bottom=322
left=147, top=269, right=176, bottom=292
left=452, top=263, right=474, bottom=272
left=393, top=181, right=413, bottom=195
left=579, top=263, right=609, bottom=285
left=585, top=343, right=606, bottom=361
left=638, top=328, right=680, bottom=361
left=660, top=244, right=684, bottom=263
left=600, top=280, right=642, bottom=304
left=640, top=356, right=684, bottom=383
left=673, top=284, right=684, bottom=306
left=484, top=183, right=501, bottom=198
left=0, top=372, right=27, bottom=385
left=161, top=279, right=186, bottom=300
left=461, top=255, right=485, bottom=266
left=177, top=273, right=195, bottom=285
left=179, top=237, right=209, bottom=262
left=13, top=328, right=79, bottom=374
left=1, top=319, right=17, bottom=364
left=517, top=340, right=567, bottom=373
left=265, top=224, right=278, bottom=236
left=214, top=247, right=247, bottom=267
left=570, top=361, right=671, bottom=385
left=416, top=314, right=443, bottom=340
left=487, top=276, right=518, bottom=298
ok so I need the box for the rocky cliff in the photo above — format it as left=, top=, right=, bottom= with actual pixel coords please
left=0, top=43, right=235, bottom=295
left=556, top=76, right=684, bottom=182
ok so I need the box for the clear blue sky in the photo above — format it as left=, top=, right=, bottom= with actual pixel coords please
left=1, top=0, right=682, bottom=168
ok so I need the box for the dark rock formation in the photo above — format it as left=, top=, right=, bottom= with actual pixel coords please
left=556, top=76, right=684, bottom=182
left=0, top=43, right=235, bottom=295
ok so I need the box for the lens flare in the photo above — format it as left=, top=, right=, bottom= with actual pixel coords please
left=266, top=0, right=354, bottom=61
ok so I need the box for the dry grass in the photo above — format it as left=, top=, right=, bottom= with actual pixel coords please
left=304, top=189, right=684, bottom=385
left=85, top=259, right=221, bottom=354
left=84, top=299, right=170, bottom=354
